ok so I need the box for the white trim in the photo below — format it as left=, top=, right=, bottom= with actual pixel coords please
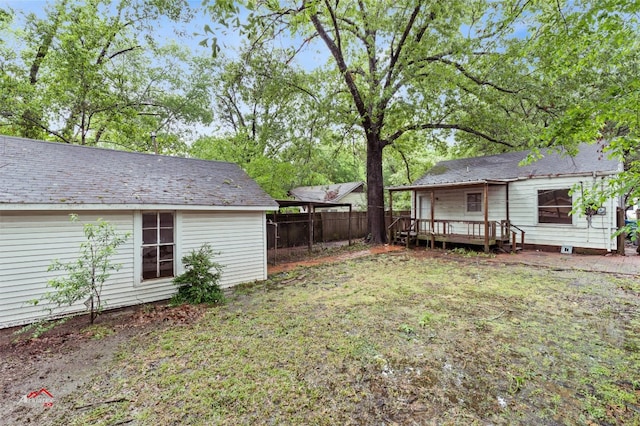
left=133, top=211, right=142, bottom=286
left=261, top=215, right=268, bottom=280
left=0, top=204, right=276, bottom=212
left=536, top=187, right=574, bottom=226
left=175, top=211, right=184, bottom=276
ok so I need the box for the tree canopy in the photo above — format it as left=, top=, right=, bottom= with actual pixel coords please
left=0, top=0, right=214, bottom=152
left=204, top=0, right=579, bottom=242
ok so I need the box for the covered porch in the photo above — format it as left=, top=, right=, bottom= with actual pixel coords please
left=388, top=180, right=525, bottom=253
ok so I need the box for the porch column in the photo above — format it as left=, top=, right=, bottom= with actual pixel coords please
left=308, top=203, right=313, bottom=253
left=388, top=189, right=393, bottom=242
left=483, top=183, right=489, bottom=253
left=430, top=190, right=435, bottom=249
left=348, top=204, right=352, bottom=246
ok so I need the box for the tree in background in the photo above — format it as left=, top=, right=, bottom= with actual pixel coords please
left=522, top=1, right=639, bottom=213
left=0, top=0, right=214, bottom=152
left=190, top=43, right=366, bottom=197
left=205, top=0, right=571, bottom=243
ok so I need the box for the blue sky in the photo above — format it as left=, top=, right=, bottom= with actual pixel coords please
left=0, top=0, right=223, bottom=56
left=0, top=0, right=325, bottom=67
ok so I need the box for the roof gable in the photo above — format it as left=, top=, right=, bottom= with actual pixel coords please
left=0, top=136, right=278, bottom=208
left=288, top=181, right=365, bottom=203
left=412, top=143, right=620, bottom=187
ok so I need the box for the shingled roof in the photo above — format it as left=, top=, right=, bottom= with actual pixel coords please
left=288, top=181, right=365, bottom=203
left=409, top=143, right=621, bottom=188
left=0, top=136, right=278, bottom=209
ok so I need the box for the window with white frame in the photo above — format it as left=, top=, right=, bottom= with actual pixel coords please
left=537, top=189, right=572, bottom=224
left=141, top=212, right=175, bottom=280
left=466, top=192, right=482, bottom=212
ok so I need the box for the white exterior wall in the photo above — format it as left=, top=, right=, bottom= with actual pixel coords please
left=509, top=175, right=618, bottom=251
left=411, top=175, right=618, bottom=251
left=416, top=186, right=507, bottom=221
left=181, top=211, right=268, bottom=288
left=0, top=209, right=268, bottom=329
left=340, top=192, right=367, bottom=211
left=415, top=186, right=506, bottom=235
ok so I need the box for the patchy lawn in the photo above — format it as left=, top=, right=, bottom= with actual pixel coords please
left=9, top=251, right=640, bottom=425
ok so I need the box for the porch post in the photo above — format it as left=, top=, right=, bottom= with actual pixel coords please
left=388, top=189, right=393, bottom=243
left=483, top=183, right=489, bottom=253
left=308, top=203, right=313, bottom=253
left=430, top=190, right=435, bottom=249
left=348, top=204, right=352, bottom=246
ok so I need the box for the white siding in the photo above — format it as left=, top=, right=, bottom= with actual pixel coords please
left=509, top=175, right=618, bottom=251
left=181, top=211, right=268, bottom=288
left=416, top=186, right=506, bottom=221
left=0, top=209, right=269, bottom=329
left=412, top=175, right=618, bottom=251
left=0, top=211, right=137, bottom=328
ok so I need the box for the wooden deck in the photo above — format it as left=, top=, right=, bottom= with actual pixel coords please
left=389, top=217, right=525, bottom=253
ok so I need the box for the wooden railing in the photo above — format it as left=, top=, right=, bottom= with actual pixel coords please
left=389, top=216, right=527, bottom=253
left=508, top=223, right=526, bottom=252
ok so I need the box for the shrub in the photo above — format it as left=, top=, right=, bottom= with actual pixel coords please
left=172, top=244, right=225, bottom=305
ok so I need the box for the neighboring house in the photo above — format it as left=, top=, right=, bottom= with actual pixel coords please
left=0, top=136, right=278, bottom=329
left=388, top=143, right=622, bottom=253
left=288, top=181, right=366, bottom=212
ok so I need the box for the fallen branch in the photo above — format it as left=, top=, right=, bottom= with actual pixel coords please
left=478, top=310, right=507, bottom=322
left=74, top=397, right=130, bottom=410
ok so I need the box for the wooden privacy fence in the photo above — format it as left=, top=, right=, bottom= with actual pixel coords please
left=266, top=211, right=368, bottom=249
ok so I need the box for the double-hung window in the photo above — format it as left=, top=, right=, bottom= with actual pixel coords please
left=466, top=192, right=482, bottom=213
left=537, top=189, right=572, bottom=224
left=142, top=212, right=175, bottom=280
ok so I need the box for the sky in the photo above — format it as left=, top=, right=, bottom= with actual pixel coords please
left=0, top=0, right=223, bottom=56
left=0, top=0, right=325, bottom=68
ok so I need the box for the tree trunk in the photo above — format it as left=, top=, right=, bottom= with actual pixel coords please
left=366, top=137, right=387, bottom=244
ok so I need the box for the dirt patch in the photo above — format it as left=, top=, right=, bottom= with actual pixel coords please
left=0, top=302, right=206, bottom=425
left=269, top=243, right=405, bottom=275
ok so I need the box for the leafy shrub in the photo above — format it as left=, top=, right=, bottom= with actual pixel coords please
left=172, top=244, right=225, bottom=305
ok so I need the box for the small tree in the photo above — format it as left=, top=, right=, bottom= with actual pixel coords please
left=34, top=215, right=129, bottom=326
left=172, top=243, right=225, bottom=305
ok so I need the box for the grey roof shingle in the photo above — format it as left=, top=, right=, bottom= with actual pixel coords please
left=411, top=143, right=620, bottom=187
left=288, top=181, right=365, bottom=203
left=0, top=136, right=278, bottom=208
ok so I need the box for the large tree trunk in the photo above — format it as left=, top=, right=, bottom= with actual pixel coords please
left=366, top=137, right=387, bottom=244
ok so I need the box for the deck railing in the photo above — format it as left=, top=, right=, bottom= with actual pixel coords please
left=389, top=216, right=526, bottom=252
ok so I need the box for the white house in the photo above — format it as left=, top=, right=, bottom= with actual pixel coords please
left=0, top=136, right=278, bottom=329
left=388, top=143, right=623, bottom=253
left=288, top=181, right=367, bottom=212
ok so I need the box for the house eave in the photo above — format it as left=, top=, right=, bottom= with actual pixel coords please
left=388, top=179, right=513, bottom=192
left=0, top=203, right=277, bottom=212
left=389, top=169, right=619, bottom=193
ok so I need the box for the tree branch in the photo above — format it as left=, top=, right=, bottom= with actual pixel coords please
left=436, top=57, right=522, bottom=94
left=386, top=123, right=514, bottom=148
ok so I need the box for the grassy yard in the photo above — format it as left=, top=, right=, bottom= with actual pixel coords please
left=51, top=252, right=639, bottom=425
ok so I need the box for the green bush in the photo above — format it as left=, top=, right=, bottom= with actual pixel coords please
left=172, top=244, right=225, bottom=305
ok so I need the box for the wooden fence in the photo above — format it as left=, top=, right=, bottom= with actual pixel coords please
left=266, top=211, right=368, bottom=249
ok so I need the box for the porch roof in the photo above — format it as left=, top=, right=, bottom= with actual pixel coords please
left=388, top=179, right=513, bottom=193
left=275, top=199, right=353, bottom=210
